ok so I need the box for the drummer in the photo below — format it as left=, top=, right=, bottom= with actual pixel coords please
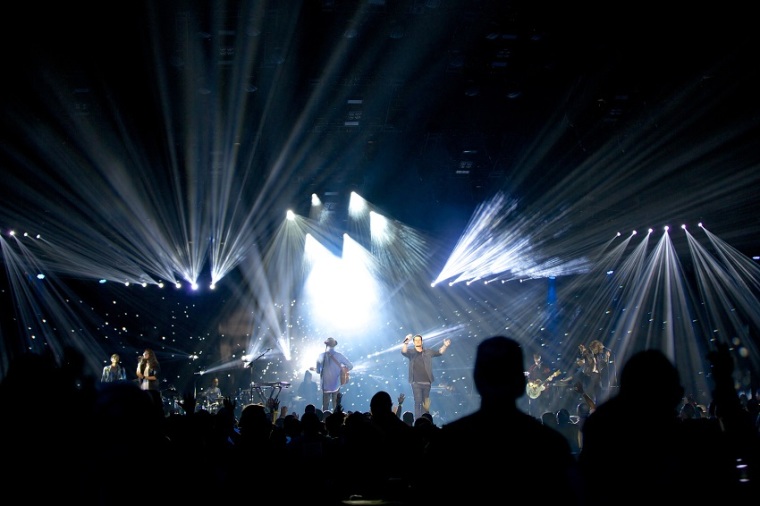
left=203, top=377, right=223, bottom=412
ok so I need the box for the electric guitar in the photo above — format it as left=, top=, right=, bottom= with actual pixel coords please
left=526, top=370, right=561, bottom=399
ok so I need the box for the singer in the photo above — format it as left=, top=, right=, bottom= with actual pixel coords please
left=576, top=340, right=611, bottom=404
left=136, top=348, right=162, bottom=410
left=401, top=333, right=451, bottom=420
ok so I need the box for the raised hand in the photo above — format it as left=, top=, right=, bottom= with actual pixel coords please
left=181, top=391, right=196, bottom=414
left=706, top=342, right=734, bottom=380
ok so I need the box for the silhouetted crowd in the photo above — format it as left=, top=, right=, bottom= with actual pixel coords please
left=1, top=338, right=757, bottom=505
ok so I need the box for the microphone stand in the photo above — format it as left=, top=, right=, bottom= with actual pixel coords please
left=605, top=348, right=618, bottom=389
left=247, top=349, right=270, bottom=404
left=320, top=344, right=329, bottom=410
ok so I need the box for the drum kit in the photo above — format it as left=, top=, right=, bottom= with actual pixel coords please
left=201, top=397, right=224, bottom=414
left=159, top=381, right=292, bottom=416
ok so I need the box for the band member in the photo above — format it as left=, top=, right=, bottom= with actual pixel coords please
left=525, top=351, right=559, bottom=416
left=577, top=340, right=611, bottom=403
left=315, top=337, right=353, bottom=412
left=203, top=377, right=223, bottom=413
left=401, top=333, right=451, bottom=419
left=136, top=348, right=162, bottom=411
left=101, top=353, right=127, bottom=383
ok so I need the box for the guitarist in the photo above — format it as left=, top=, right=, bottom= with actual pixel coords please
left=315, top=337, right=353, bottom=412
left=526, top=352, right=557, bottom=416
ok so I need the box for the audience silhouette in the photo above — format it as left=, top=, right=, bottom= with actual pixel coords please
left=578, top=345, right=757, bottom=502
left=1, top=340, right=757, bottom=505
left=422, top=336, right=584, bottom=505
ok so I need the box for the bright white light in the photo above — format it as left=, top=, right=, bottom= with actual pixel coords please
left=175, top=282, right=182, bottom=289
left=36, top=273, right=45, bottom=280
left=99, top=279, right=107, bottom=284
left=298, top=343, right=330, bottom=372
left=369, top=211, right=391, bottom=245
left=191, top=282, right=199, bottom=290
left=311, top=193, right=321, bottom=207
left=664, top=225, right=669, bottom=231
left=681, top=224, right=686, bottom=229
left=348, top=192, right=368, bottom=217
left=286, top=210, right=296, bottom=221
left=210, top=283, right=216, bottom=290
left=303, top=234, right=381, bottom=334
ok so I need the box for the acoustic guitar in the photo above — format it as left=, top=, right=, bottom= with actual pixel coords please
left=526, top=370, right=561, bottom=399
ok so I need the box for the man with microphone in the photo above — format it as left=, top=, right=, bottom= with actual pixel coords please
left=401, top=333, right=451, bottom=420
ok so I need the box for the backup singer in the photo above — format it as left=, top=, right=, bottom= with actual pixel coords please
left=101, top=353, right=127, bottom=383
left=136, top=348, right=162, bottom=409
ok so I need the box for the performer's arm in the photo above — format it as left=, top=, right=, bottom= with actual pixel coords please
left=439, top=338, right=451, bottom=354
left=402, top=334, right=412, bottom=352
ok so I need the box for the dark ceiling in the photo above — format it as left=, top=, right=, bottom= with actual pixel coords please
left=3, top=1, right=758, bottom=249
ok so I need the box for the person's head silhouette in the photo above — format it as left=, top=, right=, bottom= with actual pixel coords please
left=473, top=336, right=526, bottom=404
left=619, top=349, right=683, bottom=412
